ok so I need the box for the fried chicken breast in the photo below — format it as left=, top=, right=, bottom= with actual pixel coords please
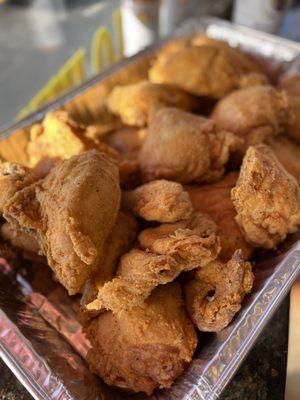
left=4, top=150, right=121, bottom=294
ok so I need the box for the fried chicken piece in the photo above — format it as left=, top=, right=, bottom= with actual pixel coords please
left=87, top=212, right=220, bottom=313
left=140, top=107, right=244, bottom=184
left=184, top=250, right=254, bottom=332
left=267, top=136, right=300, bottom=185
left=149, top=43, right=264, bottom=99
left=212, top=85, right=292, bottom=146
left=231, top=145, right=300, bottom=249
left=187, top=173, right=254, bottom=261
left=106, top=80, right=200, bottom=127
left=278, top=74, right=300, bottom=142
left=4, top=150, right=121, bottom=295
left=123, top=180, right=193, bottom=222
left=138, top=212, right=218, bottom=254
left=80, top=211, right=138, bottom=313
left=0, top=162, right=34, bottom=213
left=27, top=111, right=97, bottom=167
left=27, top=110, right=139, bottom=187
left=86, top=283, right=197, bottom=395
left=1, top=221, right=40, bottom=255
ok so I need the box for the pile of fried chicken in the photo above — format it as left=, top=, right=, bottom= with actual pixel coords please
left=1, top=35, right=300, bottom=395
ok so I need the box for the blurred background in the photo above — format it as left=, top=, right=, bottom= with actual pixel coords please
left=1, top=0, right=300, bottom=129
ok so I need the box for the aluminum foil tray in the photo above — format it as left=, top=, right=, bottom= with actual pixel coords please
left=1, top=17, right=300, bottom=400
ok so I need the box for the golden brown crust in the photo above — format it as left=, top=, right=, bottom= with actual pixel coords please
left=149, top=42, right=264, bottom=98
left=140, top=107, right=244, bottom=184
left=184, top=250, right=254, bottom=332
left=211, top=85, right=292, bottom=146
left=122, top=179, right=193, bottom=222
left=87, top=212, right=220, bottom=313
left=0, top=162, right=34, bottom=214
left=106, top=80, right=200, bottom=127
left=231, top=145, right=300, bottom=249
left=86, top=284, right=197, bottom=395
left=4, top=150, right=121, bottom=294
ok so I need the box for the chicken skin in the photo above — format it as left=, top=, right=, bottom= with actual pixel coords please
left=267, top=136, right=300, bottom=184
left=106, top=80, right=200, bottom=127
left=86, top=283, right=197, bottom=395
left=27, top=111, right=97, bottom=168
left=122, top=180, right=193, bottom=222
left=0, top=162, right=34, bottom=213
left=140, top=107, right=244, bottom=184
left=80, top=211, right=138, bottom=314
left=212, top=85, right=292, bottom=146
left=184, top=250, right=254, bottom=332
left=4, top=150, right=121, bottom=295
left=87, top=213, right=220, bottom=313
left=149, top=43, right=264, bottom=99
left=187, top=173, right=254, bottom=261
left=231, top=145, right=300, bottom=249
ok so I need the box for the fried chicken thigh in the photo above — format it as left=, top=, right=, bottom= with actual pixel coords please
left=4, top=150, right=121, bottom=294
left=86, top=283, right=197, bottom=395
left=106, top=80, right=200, bottom=127
left=231, top=145, right=300, bottom=249
left=0, top=162, right=34, bottom=213
left=184, top=250, right=254, bottom=332
left=149, top=43, right=264, bottom=99
left=187, top=173, right=254, bottom=261
left=140, top=107, right=244, bottom=184
left=212, top=85, right=292, bottom=146
left=87, top=212, right=220, bottom=313
left=122, top=179, right=193, bottom=222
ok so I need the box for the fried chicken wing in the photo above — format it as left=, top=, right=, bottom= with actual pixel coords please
left=267, top=136, right=300, bottom=185
left=140, top=107, right=244, bottom=184
left=87, top=213, right=220, bottom=313
left=149, top=43, right=264, bottom=99
left=212, top=85, right=292, bottom=146
left=106, top=80, right=200, bottom=127
left=0, top=162, right=34, bottom=213
left=187, top=173, right=254, bottom=261
left=231, top=145, right=300, bottom=249
left=184, top=250, right=254, bottom=332
left=4, top=150, right=121, bottom=294
left=123, top=180, right=193, bottom=222
left=86, top=283, right=197, bottom=395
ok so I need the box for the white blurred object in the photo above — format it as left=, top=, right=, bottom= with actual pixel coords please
left=160, top=0, right=233, bottom=37
left=26, top=0, right=65, bottom=50
left=121, top=0, right=160, bottom=57
left=233, top=0, right=291, bottom=34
